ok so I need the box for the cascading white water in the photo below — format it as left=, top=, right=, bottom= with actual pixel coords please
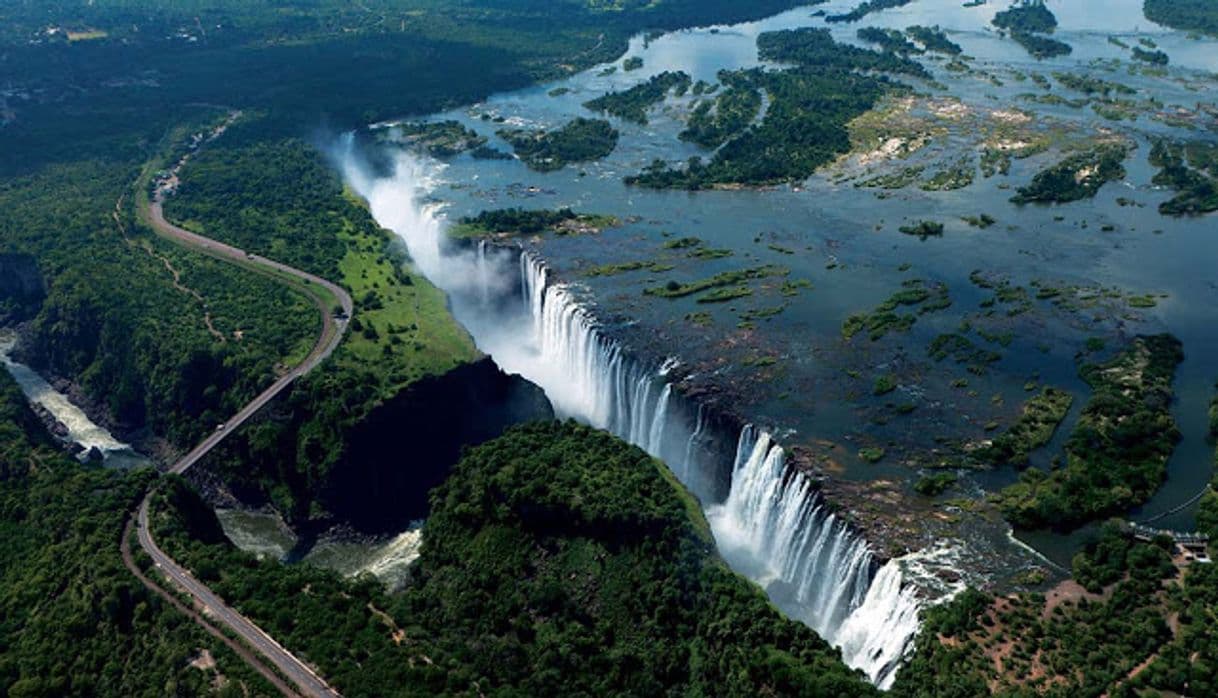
left=0, top=330, right=146, bottom=467
left=707, top=426, right=924, bottom=688
left=335, top=139, right=930, bottom=687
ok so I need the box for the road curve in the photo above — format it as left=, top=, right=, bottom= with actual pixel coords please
left=127, top=194, right=353, bottom=697
left=148, top=199, right=353, bottom=477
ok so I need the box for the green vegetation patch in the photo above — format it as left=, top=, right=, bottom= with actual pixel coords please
left=1010, top=143, right=1130, bottom=205
left=1144, top=0, right=1218, bottom=37
left=859, top=446, right=888, bottom=463
left=921, top=160, right=975, bottom=191
left=894, top=522, right=1216, bottom=697
left=628, top=28, right=923, bottom=189
left=905, top=25, right=962, bottom=55
left=858, top=165, right=925, bottom=189
left=993, top=1, right=1059, bottom=33
left=679, top=74, right=762, bottom=149
left=583, top=70, right=691, bottom=124
left=1149, top=139, right=1218, bottom=216
left=927, top=333, right=1002, bottom=371
left=1010, top=31, right=1073, bottom=58
left=995, top=334, right=1183, bottom=529
left=827, top=0, right=916, bottom=24
left=452, top=207, right=618, bottom=238
left=387, top=120, right=487, bottom=158
left=644, top=265, right=789, bottom=299
left=1131, top=46, right=1169, bottom=65
left=150, top=422, right=880, bottom=697
left=873, top=374, right=898, bottom=396
left=898, top=220, right=945, bottom=239
left=914, top=471, right=958, bottom=496
left=843, top=279, right=951, bottom=341
left=334, top=204, right=479, bottom=393
left=498, top=117, right=619, bottom=171
left=758, top=27, right=928, bottom=77
left=857, top=27, right=922, bottom=55
left=698, top=286, right=753, bottom=303
left=977, top=387, right=1074, bottom=467
left=585, top=260, right=674, bottom=277
left=1052, top=72, right=1136, bottom=97
left=990, top=1, right=1072, bottom=57
left=962, top=213, right=997, bottom=228
left=992, top=1, right=1072, bottom=58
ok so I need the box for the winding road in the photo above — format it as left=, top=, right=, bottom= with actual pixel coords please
left=121, top=186, right=353, bottom=697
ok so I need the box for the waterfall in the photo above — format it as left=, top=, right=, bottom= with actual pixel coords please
left=835, top=559, right=925, bottom=689
left=335, top=140, right=932, bottom=688
left=512, top=252, right=709, bottom=495
left=706, top=427, right=923, bottom=687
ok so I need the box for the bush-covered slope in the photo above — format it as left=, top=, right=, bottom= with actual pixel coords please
left=153, top=421, right=879, bottom=697
left=0, top=371, right=274, bottom=697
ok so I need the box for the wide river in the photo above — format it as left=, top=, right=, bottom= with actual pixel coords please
left=362, top=0, right=1218, bottom=568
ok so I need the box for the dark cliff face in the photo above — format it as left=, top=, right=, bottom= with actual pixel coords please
left=0, top=253, right=45, bottom=324
left=319, top=357, right=554, bottom=532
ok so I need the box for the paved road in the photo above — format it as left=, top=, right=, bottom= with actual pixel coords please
left=119, top=518, right=303, bottom=698
left=126, top=195, right=353, bottom=697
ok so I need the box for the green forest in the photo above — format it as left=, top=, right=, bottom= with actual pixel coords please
left=498, top=118, right=620, bottom=171
left=892, top=520, right=1218, bottom=696
left=1144, top=0, right=1218, bottom=36
left=626, top=28, right=920, bottom=189
left=149, top=422, right=879, bottom=697
left=0, top=372, right=275, bottom=697
left=995, top=334, right=1184, bottom=529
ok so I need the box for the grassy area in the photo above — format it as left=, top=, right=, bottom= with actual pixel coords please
left=333, top=200, right=478, bottom=396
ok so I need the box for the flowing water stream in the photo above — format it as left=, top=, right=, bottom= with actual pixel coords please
left=0, top=330, right=149, bottom=468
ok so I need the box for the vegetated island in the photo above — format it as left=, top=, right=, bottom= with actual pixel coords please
left=1149, top=139, right=1218, bottom=215
left=450, top=207, right=619, bottom=239
left=905, top=25, right=963, bottom=55
left=583, top=70, right=691, bottom=124
left=383, top=120, right=487, bottom=158
left=498, top=117, right=619, bottom=171
left=842, top=279, right=952, bottom=342
left=626, top=28, right=926, bottom=189
left=826, top=0, right=915, bottom=24
left=995, top=334, right=1183, bottom=530
left=992, top=0, right=1073, bottom=59
left=1010, top=142, right=1130, bottom=204
left=1144, top=0, right=1218, bottom=36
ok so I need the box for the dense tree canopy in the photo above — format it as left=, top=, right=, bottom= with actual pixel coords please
left=0, top=372, right=274, bottom=697
left=153, top=422, right=879, bottom=697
